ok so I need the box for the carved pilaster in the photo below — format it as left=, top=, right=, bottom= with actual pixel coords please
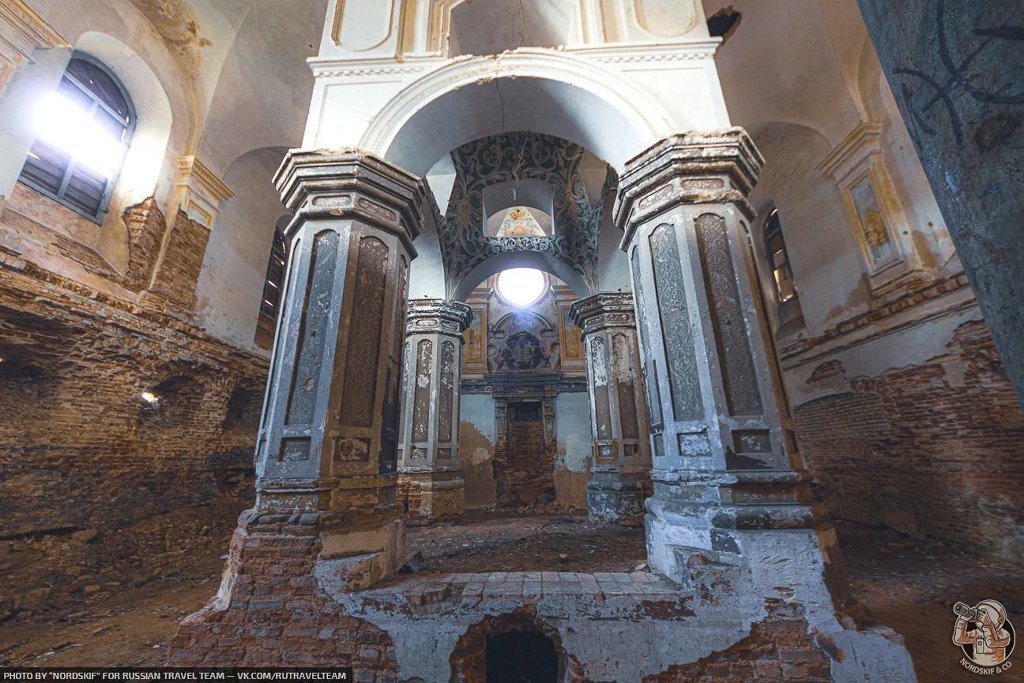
left=249, top=149, right=426, bottom=591
left=615, top=130, right=837, bottom=584
left=570, top=292, right=651, bottom=525
left=397, top=298, right=472, bottom=524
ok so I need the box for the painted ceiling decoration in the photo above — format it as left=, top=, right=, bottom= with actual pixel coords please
left=496, top=206, right=546, bottom=238
left=441, top=132, right=610, bottom=296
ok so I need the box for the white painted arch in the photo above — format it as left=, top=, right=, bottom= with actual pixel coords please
left=359, top=49, right=674, bottom=176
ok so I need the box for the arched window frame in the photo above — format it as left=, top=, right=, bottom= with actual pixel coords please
left=763, top=208, right=797, bottom=304
left=18, top=52, right=136, bottom=223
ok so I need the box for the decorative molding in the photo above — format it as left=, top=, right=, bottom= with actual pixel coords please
left=778, top=272, right=975, bottom=370
left=461, top=373, right=588, bottom=396
left=816, top=122, right=911, bottom=284
left=569, top=292, right=636, bottom=332
left=0, top=0, right=67, bottom=57
left=358, top=49, right=671, bottom=163
left=405, top=298, right=473, bottom=336
left=816, top=122, right=883, bottom=184
left=0, top=0, right=67, bottom=92
left=175, top=156, right=234, bottom=229
left=274, top=149, right=429, bottom=254
left=308, top=55, right=442, bottom=79
left=567, top=40, right=720, bottom=64
left=613, top=128, right=764, bottom=248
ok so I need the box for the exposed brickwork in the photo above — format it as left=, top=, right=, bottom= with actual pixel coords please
left=147, top=211, right=211, bottom=311
left=169, top=512, right=401, bottom=677
left=397, top=476, right=423, bottom=519
left=642, top=601, right=832, bottom=682
left=0, top=258, right=268, bottom=620
left=494, top=414, right=556, bottom=507
left=121, top=197, right=167, bottom=291
left=795, top=320, right=1024, bottom=563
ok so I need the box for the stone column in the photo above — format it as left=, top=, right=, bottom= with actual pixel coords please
left=856, top=0, right=1024, bottom=404
left=614, top=130, right=835, bottom=582
left=397, top=298, right=472, bottom=524
left=570, top=292, right=651, bottom=525
left=250, top=149, right=426, bottom=591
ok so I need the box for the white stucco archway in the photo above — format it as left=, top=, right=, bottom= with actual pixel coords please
left=359, top=49, right=673, bottom=176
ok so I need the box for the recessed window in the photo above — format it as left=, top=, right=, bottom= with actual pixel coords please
left=19, top=55, right=135, bottom=222
left=496, top=268, right=546, bottom=308
left=764, top=209, right=796, bottom=303
left=255, top=228, right=289, bottom=349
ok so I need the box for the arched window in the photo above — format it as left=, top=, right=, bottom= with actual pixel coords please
left=255, top=228, right=289, bottom=349
left=19, top=54, right=135, bottom=222
left=764, top=208, right=796, bottom=303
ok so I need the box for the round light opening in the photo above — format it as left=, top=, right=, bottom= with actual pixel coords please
left=496, top=268, right=546, bottom=307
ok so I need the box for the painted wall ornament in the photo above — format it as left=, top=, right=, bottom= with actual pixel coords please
left=441, top=132, right=608, bottom=295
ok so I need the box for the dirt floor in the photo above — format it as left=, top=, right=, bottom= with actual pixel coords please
left=1, top=512, right=1022, bottom=681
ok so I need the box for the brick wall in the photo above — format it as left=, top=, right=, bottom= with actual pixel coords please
left=794, top=320, right=1024, bottom=563
left=493, top=405, right=556, bottom=507
left=147, top=211, right=211, bottom=311
left=0, top=257, right=268, bottom=619
left=121, top=197, right=167, bottom=291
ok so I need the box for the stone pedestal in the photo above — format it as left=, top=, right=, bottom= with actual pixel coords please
left=397, top=298, right=472, bottom=524
left=570, top=292, right=651, bottom=525
left=615, top=129, right=834, bottom=578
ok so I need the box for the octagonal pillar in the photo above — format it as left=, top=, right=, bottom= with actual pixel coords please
left=397, top=298, right=473, bottom=524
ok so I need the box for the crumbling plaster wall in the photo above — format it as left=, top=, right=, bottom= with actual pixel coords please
left=708, top=0, right=1024, bottom=561
left=459, top=393, right=498, bottom=509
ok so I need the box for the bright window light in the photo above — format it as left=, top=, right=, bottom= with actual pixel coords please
left=496, top=268, right=546, bottom=308
left=34, top=91, right=124, bottom=178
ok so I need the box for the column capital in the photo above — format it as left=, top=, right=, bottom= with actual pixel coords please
left=569, top=291, right=636, bottom=332
left=614, top=128, right=765, bottom=249
left=406, top=298, right=473, bottom=336
left=274, top=149, right=428, bottom=253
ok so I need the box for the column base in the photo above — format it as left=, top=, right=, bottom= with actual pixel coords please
left=586, top=472, right=647, bottom=526
left=169, top=507, right=405, bottom=667
left=398, top=471, right=465, bottom=525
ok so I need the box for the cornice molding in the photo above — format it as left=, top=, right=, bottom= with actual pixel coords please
left=613, top=128, right=764, bottom=248
left=178, top=156, right=234, bottom=203
left=0, top=0, right=67, bottom=59
left=569, top=291, right=636, bottom=331
left=817, top=122, right=883, bottom=182
left=405, top=298, right=473, bottom=335
left=567, top=39, right=720, bottom=64
left=274, top=149, right=429, bottom=252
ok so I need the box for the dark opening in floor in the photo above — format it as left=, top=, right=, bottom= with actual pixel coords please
left=486, top=629, right=559, bottom=683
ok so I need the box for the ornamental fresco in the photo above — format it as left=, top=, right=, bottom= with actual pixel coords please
left=441, top=132, right=610, bottom=296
